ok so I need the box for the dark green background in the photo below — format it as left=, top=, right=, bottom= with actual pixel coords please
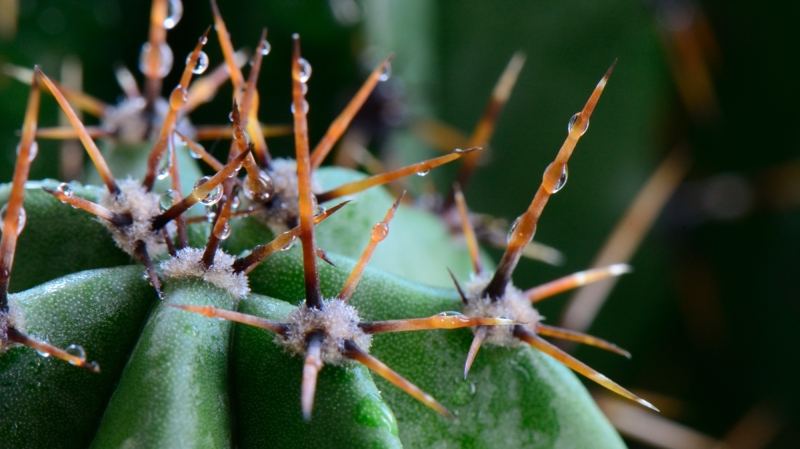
left=1, top=0, right=798, bottom=447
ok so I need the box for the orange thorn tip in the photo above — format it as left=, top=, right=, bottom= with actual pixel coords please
left=34, top=67, right=119, bottom=194
left=301, top=334, right=324, bottom=421
left=338, top=191, right=404, bottom=303
left=464, top=326, right=488, bottom=379
left=453, top=182, right=483, bottom=274
left=316, top=147, right=480, bottom=203
left=6, top=328, right=100, bottom=373
left=525, top=263, right=632, bottom=303
left=169, top=303, right=289, bottom=335
left=344, top=340, right=455, bottom=420
left=535, top=323, right=631, bottom=358
left=309, top=53, right=395, bottom=169
left=515, top=326, right=657, bottom=412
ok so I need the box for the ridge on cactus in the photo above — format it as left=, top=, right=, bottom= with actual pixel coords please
left=0, top=1, right=686, bottom=448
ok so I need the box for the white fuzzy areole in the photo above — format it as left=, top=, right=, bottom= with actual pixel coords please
left=261, top=158, right=322, bottom=233
left=159, top=247, right=250, bottom=299
left=0, top=305, right=26, bottom=354
left=278, top=298, right=372, bottom=365
left=463, top=273, right=541, bottom=346
left=97, top=179, right=175, bottom=256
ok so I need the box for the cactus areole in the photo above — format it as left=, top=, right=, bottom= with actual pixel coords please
left=0, top=2, right=667, bottom=448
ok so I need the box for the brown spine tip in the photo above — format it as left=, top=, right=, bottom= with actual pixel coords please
left=134, top=240, right=162, bottom=299
left=525, top=264, right=632, bottom=303
left=338, top=192, right=404, bottom=303
left=535, top=323, right=631, bottom=358
left=35, top=67, right=119, bottom=195
left=453, top=183, right=483, bottom=275
left=240, top=28, right=271, bottom=166
left=484, top=63, right=617, bottom=301
left=309, top=54, right=394, bottom=170
left=450, top=51, right=526, bottom=196
left=464, top=326, right=488, bottom=379
left=343, top=339, right=455, bottom=420
left=447, top=268, right=469, bottom=304
left=514, top=326, right=657, bottom=412
left=316, top=147, right=481, bottom=203
left=301, top=332, right=324, bottom=421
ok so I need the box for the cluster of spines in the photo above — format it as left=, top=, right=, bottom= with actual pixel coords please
left=0, top=0, right=670, bottom=426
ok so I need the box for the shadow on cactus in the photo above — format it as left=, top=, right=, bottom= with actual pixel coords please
left=0, top=1, right=680, bottom=448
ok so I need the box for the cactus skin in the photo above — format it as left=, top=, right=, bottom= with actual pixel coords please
left=0, top=165, right=625, bottom=447
left=0, top=4, right=636, bottom=448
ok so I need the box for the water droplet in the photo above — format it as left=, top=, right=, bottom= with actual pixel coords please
left=188, top=50, right=209, bottom=75
left=379, top=61, right=391, bottom=81
left=65, top=344, right=87, bottom=364
left=416, top=169, right=430, bottom=177
left=552, top=164, right=568, bottom=193
left=194, top=176, right=223, bottom=206
left=228, top=111, right=234, bottom=122
left=438, top=311, right=465, bottom=317
left=205, top=206, right=217, bottom=223
left=185, top=138, right=203, bottom=159
left=260, top=39, right=271, bottom=55
left=159, top=190, right=176, bottom=211
left=453, top=148, right=466, bottom=153
left=281, top=234, right=297, bottom=251
left=200, top=35, right=208, bottom=45
left=567, top=112, right=589, bottom=136
left=156, top=156, right=171, bottom=180
left=301, top=82, right=309, bottom=95
left=36, top=350, right=51, bottom=358
left=298, top=57, right=312, bottom=82
left=215, top=222, right=232, bottom=240
left=314, top=205, right=326, bottom=217
left=230, top=195, right=241, bottom=209
left=139, top=41, right=173, bottom=79
left=169, top=86, right=188, bottom=109
left=0, top=204, right=26, bottom=235
left=371, top=222, right=389, bottom=242
left=15, top=141, right=39, bottom=161
left=56, top=182, right=73, bottom=199
left=290, top=100, right=310, bottom=114
left=163, top=0, right=183, bottom=29
left=243, top=171, right=275, bottom=202
left=469, top=383, right=476, bottom=395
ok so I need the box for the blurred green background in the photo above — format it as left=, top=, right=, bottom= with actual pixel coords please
left=1, top=0, right=798, bottom=447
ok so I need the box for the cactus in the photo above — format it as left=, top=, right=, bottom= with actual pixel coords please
left=0, top=1, right=676, bottom=448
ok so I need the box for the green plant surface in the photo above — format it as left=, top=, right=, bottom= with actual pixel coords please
left=1, top=171, right=626, bottom=447
left=0, top=182, right=132, bottom=293
left=90, top=279, right=236, bottom=449
left=0, top=266, right=157, bottom=449
left=246, top=249, right=624, bottom=448
left=233, top=293, right=404, bottom=448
